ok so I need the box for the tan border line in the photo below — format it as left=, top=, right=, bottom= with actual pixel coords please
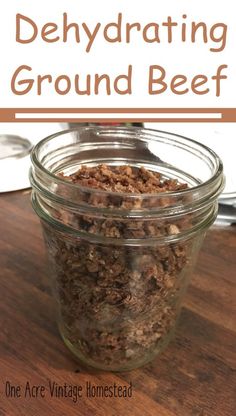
left=0, top=108, right=235, bottom=122
left=9, top=108, right=236, bottom=112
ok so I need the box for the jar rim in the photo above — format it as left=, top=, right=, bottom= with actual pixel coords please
left=31, top=126, right=224, bottom=200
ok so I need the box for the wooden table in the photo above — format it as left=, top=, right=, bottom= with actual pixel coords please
left=0, top=191, right=235, bottom=416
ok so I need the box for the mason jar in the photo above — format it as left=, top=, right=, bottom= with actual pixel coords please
left=30, top=127, right=224, bottom=371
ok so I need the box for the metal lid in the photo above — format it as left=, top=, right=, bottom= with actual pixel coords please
left=0, top=135, right=33, bottom=193
left=0, top=135, right=32, bottom=160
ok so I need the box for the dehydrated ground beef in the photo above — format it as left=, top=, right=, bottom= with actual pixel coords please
left=59, top=164, right=188, bottom=194
left=43, top=164, right=190, bottom=370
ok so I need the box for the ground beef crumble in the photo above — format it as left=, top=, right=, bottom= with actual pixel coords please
left=59, top=164, right=188, bottom=194
left=43, top=164, right=190, bottom=370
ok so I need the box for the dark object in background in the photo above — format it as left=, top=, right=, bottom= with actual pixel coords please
left=69, top=122, right=144, bottom=128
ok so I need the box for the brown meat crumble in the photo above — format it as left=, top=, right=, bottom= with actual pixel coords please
left=60, top=164, right=188, bottom=194
left=43, top=164, right=190, bottom=370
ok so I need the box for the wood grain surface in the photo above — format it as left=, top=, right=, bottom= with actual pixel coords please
left=0, top=191, right=235, bottom=416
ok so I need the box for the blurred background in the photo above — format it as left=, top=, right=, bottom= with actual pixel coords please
left=0, top=121, right=235, bottom=225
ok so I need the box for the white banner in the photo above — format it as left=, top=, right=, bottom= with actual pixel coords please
left=0, top=0, right=235, bottom=112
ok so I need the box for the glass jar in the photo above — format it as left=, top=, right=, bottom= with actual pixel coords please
left=30, top=127, right=224, bottom=371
